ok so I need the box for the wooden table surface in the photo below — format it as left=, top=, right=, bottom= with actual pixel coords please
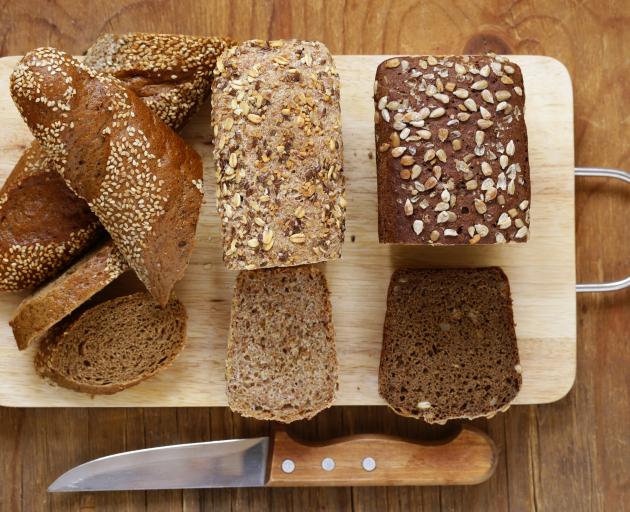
left=0, top=1, right=628, bottom=510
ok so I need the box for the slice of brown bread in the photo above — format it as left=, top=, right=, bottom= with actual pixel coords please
left=226, top=266, right=337, bottom=423
left=10, top=48, right=204, bottom=305
left=0, top=34, right=231, bottom=292
left=35, top=292, right=187, bottom=395
left=379, top=267, right=522, bottom=424
left=10, top=239, right=128, bottom=350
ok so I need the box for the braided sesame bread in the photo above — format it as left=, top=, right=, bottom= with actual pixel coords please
left=0, top=33, right=231, bottom=292
left=374, top=55, right=530, bottom=245
left=10, top=240, right=128, bottom=350
left=226, top=266, right=338, bottom=423
left=379, top=267, right=522, bottom=424
left=211, top=39, right=346, bottom=270
left=10, top=48, right=204, bottom=306
left=35, top=292, right=186, bottom=395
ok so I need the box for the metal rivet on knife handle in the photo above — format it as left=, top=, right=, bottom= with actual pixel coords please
left=321, top=457, right=335, bottom=471
left=362, top=457, right=376, bottom=472
left=281, top=459, right=295, bottom=474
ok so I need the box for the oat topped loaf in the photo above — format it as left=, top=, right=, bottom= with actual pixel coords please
left=374, top=55, right=530, bottom=245
left=0, top=33, right=232, bottom=291
left=211, top=39, right=346, bottom=270
left=10, top=48, right=203, bottom=306
left=379, top=267, right=522, bottom=423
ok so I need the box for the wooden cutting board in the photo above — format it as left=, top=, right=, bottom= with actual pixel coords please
left=0, top=55, right=575, bottom=407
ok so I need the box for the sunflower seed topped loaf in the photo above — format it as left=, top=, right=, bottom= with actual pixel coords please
left=10, top=239, right=128, bottom=350
left=84, top=32, right=234, bottom=131
left=374, top=55, right=530, bottom=245
left=0, top=33, right=231, bottom=292
left=10, top=48, right=204, bottom=306
left=226, top=266, right=338, bottom=423
left=379, top=268, right=522, bottom=423
left=211, top=39, right=346, bottom=270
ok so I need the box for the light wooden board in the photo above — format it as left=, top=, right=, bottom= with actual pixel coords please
left=0, top=55, right=575, bottom=407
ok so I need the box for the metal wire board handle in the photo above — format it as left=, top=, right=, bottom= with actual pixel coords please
left=575, top=167, right=630, bottom=293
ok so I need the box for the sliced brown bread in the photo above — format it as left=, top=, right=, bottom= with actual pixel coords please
left=226, top=266, right=337, bottom=423
left=10, top=48, right=204, bottom=305
left=379, top=267, right=522, bottom=423
left=10, top=239, right=128, bottom=350
left=0, top=34, right=230, bottom=292
left=35, top=292, right=187, bottom=395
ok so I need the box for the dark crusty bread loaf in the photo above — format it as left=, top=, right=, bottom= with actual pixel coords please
left=211, top=39, right=346, bottom=270
left=10, top=48, right=204, bottom=305
left=35, top=292, right=186, bottom=395
left=226, top=266, right=337, bottom=423
left=379, top=267, right=522, bottom=423
left=10, top=240, right=128, bottom=350
left=374, top=55, right=530, bottom=245
left=0, top=33, right=231, bottom=291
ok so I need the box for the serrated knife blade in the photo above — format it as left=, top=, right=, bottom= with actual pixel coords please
left=48, top=437, right=269, bottom=492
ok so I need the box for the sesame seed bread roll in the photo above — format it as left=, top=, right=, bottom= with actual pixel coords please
left=211, top=39, right=346, bottom=270
left=10, top=48, right=203, bottom=305
left=0, top=33, right=233, bottom=291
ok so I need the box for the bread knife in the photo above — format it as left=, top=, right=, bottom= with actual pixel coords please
left=48, top=425, right=495, bottom=491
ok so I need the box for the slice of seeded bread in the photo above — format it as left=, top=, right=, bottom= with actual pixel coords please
left=379, top=267, right=522, bottom=423
left=10, top=240, right=128, bottom=350
left=35, top=292, right=186, bottom=395
left=226, top=266, right=337, bottom=423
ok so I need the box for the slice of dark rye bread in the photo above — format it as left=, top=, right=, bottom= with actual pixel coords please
left=10, top=240, right=128, bottom=350
left=226, top=266, right=338, bottom=423
left=379, top=267, right=522, bottom=424
left=35, top=292, right=187, bottom=395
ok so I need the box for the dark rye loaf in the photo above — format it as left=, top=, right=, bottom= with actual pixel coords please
left=0, top=34, right=231, bottom=291
left=226, top=266, right=337, bottom=423
left=10, top=48, right=203, bottom=305
left=35, top=292, right=186, bottom=395
left=10, top=240, right=128, bottom=350
left=379, top=267, right=522, bottom=423
left=374, top=55, right=530, bottom=245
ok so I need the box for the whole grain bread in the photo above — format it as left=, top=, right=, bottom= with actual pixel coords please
left=226, top=266, right=337, bottom=423
left=379, top=267, right=522, bottom=423
left=35, top=292, right=187, bottom=395
left=10, top=239, right=128, bottom=350
left=10, top=48, right=204, bottom=305
left=211, top=39, right=346, bottom=270
left=0, top=33, right=232, bottom=291
left=374, top=55, right=530, bottom=245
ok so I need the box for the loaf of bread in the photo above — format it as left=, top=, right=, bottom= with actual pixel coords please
left=379, top=267, right=522, bottom=423
left=35, top=292, right=187, bottom=395
left=374, top=55, right=530, bottom=245
left=226, top=266, right=337, bottom=423
left=10, top=48, right=204, bottom=305
left=211, top=39, right=346, bottom=270
left=0, top=33, right=232, bottom=291
left=9, top=240, right=127, bottom=350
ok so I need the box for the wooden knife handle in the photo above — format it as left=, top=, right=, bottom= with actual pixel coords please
left=267, top=425, right=496, bottom=487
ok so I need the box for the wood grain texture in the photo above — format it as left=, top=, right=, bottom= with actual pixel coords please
left=0, top=0, right=628, bottom=510
left=0, top=54, right=575, bottom=407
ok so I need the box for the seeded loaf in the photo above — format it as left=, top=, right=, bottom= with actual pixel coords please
left=374, top=55, right=530, bottom=245
left=35, top=292, right=186, bottom=395
left=211, top=39, right=346, bottom=270
left=379, top=267, right=522, bottom=423
left=226, top=266, right=337, bottom=423
left=10, top=48, right=204, bottom=306
left=10, top=239, right=128, bottom=350
left=0, top=33, right=231, bottom=291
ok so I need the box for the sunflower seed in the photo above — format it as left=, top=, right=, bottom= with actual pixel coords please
left=508, top=179, right=515, bottom=195
left=418, top=107, right=431, bottom=119
left=500, top=154, right=509, bottom=169
left=434, top=93, right=450, bottom=104
left=437, top=211, right=450, bottom=223
left=400, top=127, right=411, bottom=140
left=497, top=172, right=507, bottom=190
left=466, top=179, right=478, bottom=190
left=464, top=98, right=478, bottom=112
left=479, top=106, right=492, bottom=119
left=482, top=89, right=494, bottom=104
left=497, top=212, right=512, bottom=229
left=401, top=155, right=415, bottom=166
left=519, top=200, right=529, bottom=210
left=495, top=90, right=511, bottom=101
left=495, top=232, right=506, bottom=243
left=247, top=113, right=262, bottom=123
left=412, top=219, right=424, bottom=235
left=475, top=130, right=485, bottom=146
left=436, top=149, right=447, bottom=162
left=485, top=187, right=497, bottom=201
left=457, top=112, right=471, bottom=122
left=403, top=198, right=414, bottom=216
left=506, top=140, right=515, bottom=156
left=391, top=146, right=406, bottom=158
left=455, top=63, right=467, bottom=75
left=496, top=101, right=509, bottom=112
left=475, top=224, right=489, bottom=237
left=471, top=79, right=488, bottom=90
left=289, top=233, right=306, bottom=243
left=381, top=109, right=390, bottom=122
left=481, top=161, right=492, bottom=176
left=453, top=88, right=469, bottom=99
left=474, top=198, right=487, bottom=214
left=452, top=139, right=462, bottom=151
left=424, top=149, right=436, bottom=162
left=481, top=178, right=495, bottom=190
left=434, top=201, right=450, bottom=211
left=441, top=189, right=450, bottom=202
left=433, top=165, right=442, bottom=179
left=385, top=58, right=400, bottom=68
left=438, top=128, right=449, bottom=142
left=501, top=75, right=514, bottom=85
left=514, top=86, right=523, bottom=96
left=424, top=176, right=438, bottom=190
left=400, top=169, right=411, bottom=180
left=477, top=119, right=494, bottom=129
left=430, top=107, right=446, bottom=118
left=444, top=229, right=458, bottom=237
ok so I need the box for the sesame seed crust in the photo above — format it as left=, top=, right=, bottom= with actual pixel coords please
left=374, top=55, right=530, bottom=245
left=211, top=39, right=346, bottom=270
left=9, top=239, right=128, bottom=350
left=1, top=34, right=232, bottom=291
left=10, top=48, right=204, bottom=305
